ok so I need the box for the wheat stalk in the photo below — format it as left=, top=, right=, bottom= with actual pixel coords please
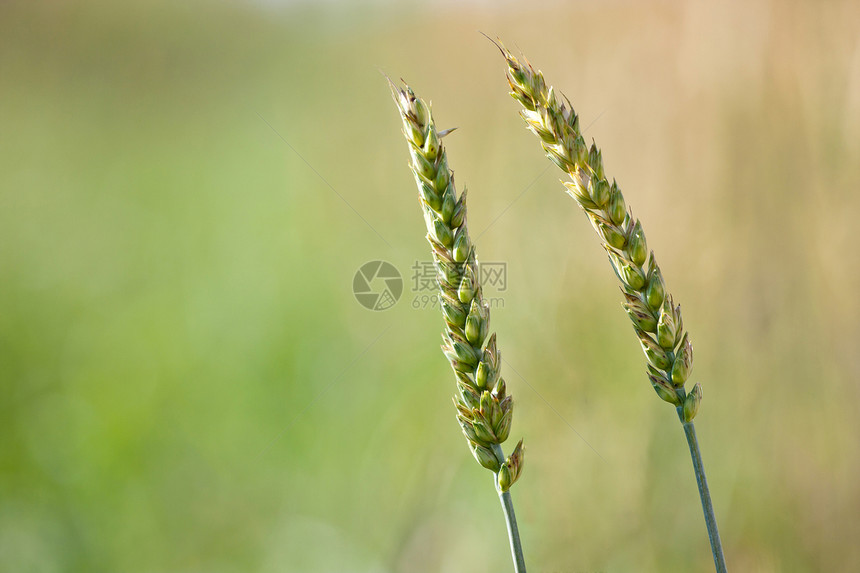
left=491, top=40, right=727, bottom=572
left=389, top=78, right=527, bottom=572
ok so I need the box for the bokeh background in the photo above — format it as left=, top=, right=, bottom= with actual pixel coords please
left=2, top=0, right=859, bottom=571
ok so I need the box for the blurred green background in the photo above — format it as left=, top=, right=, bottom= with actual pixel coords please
left=2, top=0, right=859, bottom=571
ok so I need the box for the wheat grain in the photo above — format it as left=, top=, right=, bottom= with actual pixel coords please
left=492, top=40, right=726, bottom=572
left=389, top=78, right=526, bottom=571
left=494, top=43, right=699, bottom=416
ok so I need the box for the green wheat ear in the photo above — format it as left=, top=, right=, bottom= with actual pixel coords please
left=389, top=78, right=527, bottom=572
left=492, top=40, right=727, bottom=573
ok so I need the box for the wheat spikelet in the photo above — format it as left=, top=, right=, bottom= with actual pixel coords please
left=494, top=43, right=701, bottom=418
left=491, top=40, right=727, bottom=571
left=389, top=79, right=524, bottom=492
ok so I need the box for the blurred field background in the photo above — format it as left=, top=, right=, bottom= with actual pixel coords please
left=2, top=0, right=859, bottom=571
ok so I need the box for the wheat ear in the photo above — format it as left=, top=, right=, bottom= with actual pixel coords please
left=492, top=42, right=727, bottom=572
left=389, top=79, right=527, bottom=572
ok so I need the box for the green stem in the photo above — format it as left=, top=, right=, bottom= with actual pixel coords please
left=492, top=444, right=527, bottom=572
left=677, top=409, right=728, bottom=572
